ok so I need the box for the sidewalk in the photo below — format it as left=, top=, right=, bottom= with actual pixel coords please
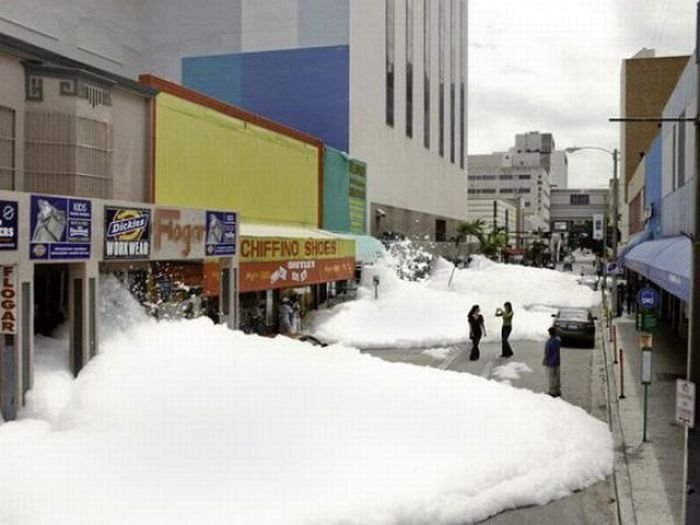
left=606, top=312, right=686, bottom=525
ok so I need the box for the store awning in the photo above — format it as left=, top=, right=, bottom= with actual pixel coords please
left=240, top=223, right=342, bottom=239
left=623, top=235, right=690, bottom=302
left=618, top=229, right=652, bottom=262
left=338, top=233, right=386, bottom=264
left=238, top=223, right=356, bottom=292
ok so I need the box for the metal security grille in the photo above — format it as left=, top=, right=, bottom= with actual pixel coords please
left=0, top=106, right=15, bottom=190
left=24, top=111, right=113, bottom=198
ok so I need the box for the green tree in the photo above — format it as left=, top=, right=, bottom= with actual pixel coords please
left=457, top=220, right=507, bottom=260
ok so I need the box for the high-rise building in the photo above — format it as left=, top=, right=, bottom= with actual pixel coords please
left=147, top=0, right=469, bottom=240
left=468, top=132, right=565, bottom=231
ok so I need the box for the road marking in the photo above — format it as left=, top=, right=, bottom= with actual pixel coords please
left=438, top=345, right=463, bottom=370
left=481, top=359, right=495, bottom=379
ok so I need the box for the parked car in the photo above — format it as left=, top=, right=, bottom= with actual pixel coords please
left=551, top=308, right=597, bottom=347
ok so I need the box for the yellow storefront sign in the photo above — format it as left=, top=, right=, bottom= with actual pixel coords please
left=154, top=93, right=320, bottom=227
left=240, top=236, right=355, bottom=263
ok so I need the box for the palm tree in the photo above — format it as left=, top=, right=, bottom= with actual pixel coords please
left=457, top=220, right=506, bottom=260
left=457, top=219, right=486, bottom=246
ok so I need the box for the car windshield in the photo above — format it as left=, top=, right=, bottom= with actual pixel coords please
left=558, top=310, right=588, bottom=321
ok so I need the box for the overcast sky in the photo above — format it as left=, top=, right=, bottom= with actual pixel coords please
left=469, top=0, right=697, bottom=188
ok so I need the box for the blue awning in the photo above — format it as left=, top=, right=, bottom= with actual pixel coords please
left=618, top=229, right=652, bottom=261
left=622, top=235, right=690, bottom=302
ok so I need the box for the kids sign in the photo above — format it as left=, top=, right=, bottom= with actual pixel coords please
left=29, top=195, right=91, bottom=260
left=205, top=211, right=236, bottom=256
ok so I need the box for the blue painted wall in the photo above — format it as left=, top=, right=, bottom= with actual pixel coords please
left=182, top=45, right=349, bottom=151
left=323, top=146, right=351, bottom=232
left=644, top=134, right=663, bottom=239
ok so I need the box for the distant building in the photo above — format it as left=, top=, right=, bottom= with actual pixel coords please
left=464, top=198, right=522, bottom=239
left=619, top=49, right=688, bottom=239
left=550, top=151, right=568, bottom=189
left=549, top=188, right=608, bottom=247
left=468, top=132, right=566, bottom=231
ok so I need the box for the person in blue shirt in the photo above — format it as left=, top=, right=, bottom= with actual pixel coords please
left=543, top=326, right=562, bottom=397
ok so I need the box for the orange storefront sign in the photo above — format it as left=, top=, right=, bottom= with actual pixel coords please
left=240, top=258, right=355, bottom=292
left=239, top=236, right=355, bottom=292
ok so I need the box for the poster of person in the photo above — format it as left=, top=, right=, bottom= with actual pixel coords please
left=205, top=211, right=236, bottom=256
left=30, top=195, right=91, bottom=260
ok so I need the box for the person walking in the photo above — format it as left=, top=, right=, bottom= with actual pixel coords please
left=543, top=326, right=562, bottom=397
left=467, top=305, right=486, bottom=361
left=495, top=302, right=514, bottom=358
left=278, top=297, right=294, bottom=336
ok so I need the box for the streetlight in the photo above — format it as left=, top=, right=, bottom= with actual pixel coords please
left=564, top=146, right=620, bottom=315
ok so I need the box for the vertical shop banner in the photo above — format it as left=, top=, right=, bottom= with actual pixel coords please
left=348, top=159, right=367, bottom=235
left=29, top=195, right=91, bottom=260
left=205, top=211, right=237, bottom=256
left=0, top=200, right=18, bottom=250
left=104, top=207, right=151, bottom=259
left=0, top=265, right=16, bottom=334
left=592, top=213, right=604, bottom=241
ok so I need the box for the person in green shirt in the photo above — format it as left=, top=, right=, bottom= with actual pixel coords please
left=495, top=302, right=514, bottom=358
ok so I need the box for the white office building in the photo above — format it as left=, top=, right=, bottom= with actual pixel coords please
left=468, top=132, right=565, bottom=232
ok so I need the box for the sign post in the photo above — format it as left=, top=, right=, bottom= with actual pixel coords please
left=637, top=287, right=659, bottom=332
left=678, top=379, right=696, bottom=429
left=641, top=345, right=653, bottom=442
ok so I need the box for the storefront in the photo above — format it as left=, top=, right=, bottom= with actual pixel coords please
left=0, top=190, right=238, bottom=421
left=239, top=224, right=355, bottom=335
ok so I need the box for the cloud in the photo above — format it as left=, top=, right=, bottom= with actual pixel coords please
left=468, top=0, right=696, bottom=188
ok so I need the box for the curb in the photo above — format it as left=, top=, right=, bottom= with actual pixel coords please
left=601, top=312, right=637, bottom=525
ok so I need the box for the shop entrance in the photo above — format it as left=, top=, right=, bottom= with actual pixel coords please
left=34, top=264, right=68, bottom=337
left=33, top=263, right=96, bottom=377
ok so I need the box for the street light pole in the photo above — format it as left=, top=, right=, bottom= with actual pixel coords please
left=612, top=148, right=619, bottom=316
left=564, top=146, right=620, bottom=313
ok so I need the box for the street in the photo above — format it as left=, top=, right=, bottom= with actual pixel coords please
left=363, top=337, right=615, bottom=524
left=362, top=260, right=616, bottom=524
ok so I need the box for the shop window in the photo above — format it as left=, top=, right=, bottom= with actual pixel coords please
left=24, top=112, right=113, bottom=198
left=406, top=0, right=414, bottom=137
left=449, top=0, right=456, bottom=164
left=459, top=0, right=466, bottom=168
left=423, top=0, right=430, bottom=148
left=435, top=219, right=447, bottom=241
left=438, top=0, right=445, bottom=157
left=570, top=194, right=590, bottom=205
left=386, top=0, right=395, bottom=127
left=0, top=106, right=15, bottom=190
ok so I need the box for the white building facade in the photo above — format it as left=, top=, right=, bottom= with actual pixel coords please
left=468, top=132, right=562, bottom=232
left=0, top=1, right=469, bottom=241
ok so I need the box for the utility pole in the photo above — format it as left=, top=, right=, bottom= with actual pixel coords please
left=612, top=148, right=619, bottom=317
left=685, top=3, right=700, bottom=520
